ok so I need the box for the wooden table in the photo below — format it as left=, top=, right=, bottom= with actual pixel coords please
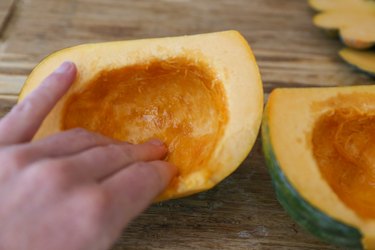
left=0, top=0, right=373, bottom=249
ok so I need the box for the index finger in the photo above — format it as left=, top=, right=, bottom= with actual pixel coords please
left=0, top=62, right=76, bottom=145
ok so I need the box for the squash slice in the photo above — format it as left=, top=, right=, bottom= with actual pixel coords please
left=339, top=48, right=375, bottom=77
left=19, top=31, right=263, bottom=201
left=309, top=0, right=375, bottom=49
left=262, top=86, right=375, bottom=249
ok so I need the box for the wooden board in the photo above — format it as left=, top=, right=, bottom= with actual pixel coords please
left=0, top=0, right=16, bottom=33
left=0, top=0, right=373, bottom=249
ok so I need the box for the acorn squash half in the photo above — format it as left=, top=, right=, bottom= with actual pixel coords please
left=262, top=86, right=375, bottom=249
left=339, top=48, right=375, bottom=78
left=19, top=31, right=263, bottom=201
left=309, top=0, right=375, bottom=49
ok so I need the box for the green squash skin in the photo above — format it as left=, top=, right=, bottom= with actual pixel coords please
left=261, top=109, right=363, bottom=249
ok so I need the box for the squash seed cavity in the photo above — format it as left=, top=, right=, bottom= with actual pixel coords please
left=62, top=57, right=229, bottom=188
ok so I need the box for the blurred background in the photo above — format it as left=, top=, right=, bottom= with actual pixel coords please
left=0, top=0, right=373, bottom=249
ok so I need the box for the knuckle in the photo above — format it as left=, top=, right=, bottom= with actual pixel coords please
left=96, top=144, right=131, bottom=163
left=1, top=147, right=29, bottom=170
left=30, top=160, right=71, bottom=189
left=11, top=98, right=33, bottom=113
left=110, top=144, right=133, bottom=159
left=70, top=128, right=101, bottom=144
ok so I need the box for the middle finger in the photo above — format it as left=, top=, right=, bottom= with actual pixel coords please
left=48, top=140, right=168, bottom=181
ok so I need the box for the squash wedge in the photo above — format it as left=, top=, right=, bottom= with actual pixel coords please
left=19, top=31, right=264, bottom=201
left=309, top=0, right=375, bottom=49
left=262, top=86, right=375, bottom=249
left=339, top=48, right=375, bottom=77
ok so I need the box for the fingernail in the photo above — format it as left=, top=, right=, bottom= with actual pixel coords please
left=55, top=61, right=73, bottom=74
left=147, top=139, right=165, bottom=147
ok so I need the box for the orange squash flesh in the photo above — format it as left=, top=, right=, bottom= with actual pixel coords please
left=312, top=104, right=375, bottom=219
left=62, top=57, right=228, bottom=188
left=18, top=31, right=264, bottom=201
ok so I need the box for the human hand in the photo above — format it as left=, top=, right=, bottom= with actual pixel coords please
left=0, top=62, right=176, bottom=250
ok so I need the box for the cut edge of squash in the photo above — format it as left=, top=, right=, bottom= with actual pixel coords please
left=312, top=14, right=375, bottom=49
left=339, top=48, right=375, bottom=78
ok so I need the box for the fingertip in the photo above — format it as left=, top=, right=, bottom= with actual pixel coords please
left=0, top=61, right=79, bottom=144
left=143, top=139, right=168, bottom=157
left=39, top=61, right=77, bottom=92
left=150, top=161, right=178, bottom=188
left=53, top=61, right=77, bottom=87
left=69, top=62, right=77, bottom=77
left=166, top=162, right=178, bottom=178
left=145, top=139, right=166, bottom=147
left=55, top=61, right=77, bottom=75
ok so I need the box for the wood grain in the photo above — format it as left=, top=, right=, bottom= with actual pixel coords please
left=0, top=0, right=373, bottom=249
left=0, top=0, right=16, bottom=36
